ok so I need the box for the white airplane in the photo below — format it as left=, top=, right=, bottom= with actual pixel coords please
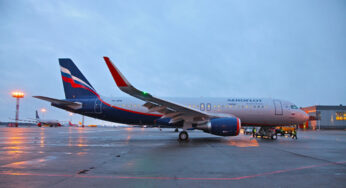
left=34, top=57, right=309, bottom=141
left=34, top=110, right=62, bottom=127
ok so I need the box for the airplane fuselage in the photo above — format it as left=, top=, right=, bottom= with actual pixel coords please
left=54, top=96, right=308, bottom=127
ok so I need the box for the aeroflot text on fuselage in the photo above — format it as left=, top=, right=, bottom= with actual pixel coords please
left=227, top=98, right=262, bottom=103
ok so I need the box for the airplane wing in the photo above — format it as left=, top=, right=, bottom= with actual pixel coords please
left=33, top=96, right=82, bottom=110
left=103, top=57, right=222, bottom=125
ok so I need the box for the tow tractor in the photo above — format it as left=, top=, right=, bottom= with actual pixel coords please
left=254, top=127, right=277, bottom=140
left=276, top=126, right=296, bottom=137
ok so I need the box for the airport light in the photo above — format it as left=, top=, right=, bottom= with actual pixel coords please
left=41, top=108, right=46, bottom=119
left=69, top=112, right=73, bottom=121
left=11, top=91, right=25, bottom=127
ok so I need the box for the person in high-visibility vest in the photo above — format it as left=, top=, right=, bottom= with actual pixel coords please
left=280, top=127, right=284, bottom=136
left=252, top=128, right=257, bottom=137
left=292, top=129, right=297, bottom=139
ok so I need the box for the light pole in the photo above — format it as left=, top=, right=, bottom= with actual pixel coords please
left=11, top=91, right=24, bottom=127
left=40, top=108, right=47, bottom=119
left=82, top=115, right=85, bottom=128
left=69, top=112, right=73, bottom=122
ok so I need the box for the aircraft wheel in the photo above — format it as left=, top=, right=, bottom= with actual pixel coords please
left=179, top=131, right=189, bottom=141
left=271, top=134, right=277, bottom=140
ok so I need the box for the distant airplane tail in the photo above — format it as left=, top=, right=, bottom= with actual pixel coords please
left=59, top=58, right=98, bottom=99
left=68, top=121, right=74, bottom=126
left=36, top=110, right=40, bottom=120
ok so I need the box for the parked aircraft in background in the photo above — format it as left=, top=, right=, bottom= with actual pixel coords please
left=34, top=57, right=309, bottom=141
left=68, top=121, right=79, bottom=127
left=34, top=110, right=62, bottom=127
left=10, top=110, right=63, bottom=127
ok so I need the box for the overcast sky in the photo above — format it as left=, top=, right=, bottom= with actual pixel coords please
left=0, top=0, right=345, bottom=125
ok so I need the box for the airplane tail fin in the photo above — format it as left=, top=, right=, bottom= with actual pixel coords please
left=59, top=58, right=98, bottom=99
left=36, top=110, right=40, bottom=120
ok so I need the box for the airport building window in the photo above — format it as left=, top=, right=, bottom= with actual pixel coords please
left=336, top=112, right=344, bottom=120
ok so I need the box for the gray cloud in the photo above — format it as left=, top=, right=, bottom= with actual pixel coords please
left=0, top=0, right=345, bottom=124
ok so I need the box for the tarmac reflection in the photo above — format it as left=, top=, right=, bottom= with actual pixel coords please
left=77, top=127, right=87, bottom=147
left=39, top=128, right=45, bottom=148
left=5, top=128, right=24, bottom=155
left=227, top=138, right=259, bottom=147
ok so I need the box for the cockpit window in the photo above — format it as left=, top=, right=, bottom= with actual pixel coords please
left=291, top=105, right=298, bottom=109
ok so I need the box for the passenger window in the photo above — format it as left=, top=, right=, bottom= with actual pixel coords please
left=207, top=103, right=211, bottom=111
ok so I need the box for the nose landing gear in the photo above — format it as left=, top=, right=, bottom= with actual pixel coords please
left=178, top=131, right=189, bottom=142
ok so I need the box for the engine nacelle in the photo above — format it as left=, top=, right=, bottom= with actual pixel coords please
left=197, top=117, right=241, bottom=136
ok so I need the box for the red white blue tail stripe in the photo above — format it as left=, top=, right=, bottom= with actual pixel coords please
left=60, top=66, right=96, bottom=93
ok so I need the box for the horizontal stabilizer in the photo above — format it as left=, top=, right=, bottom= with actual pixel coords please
left=33, top=96, right=82, bottom=109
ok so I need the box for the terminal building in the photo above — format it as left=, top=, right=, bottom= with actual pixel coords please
left=301, top=105, right=346, bottom=130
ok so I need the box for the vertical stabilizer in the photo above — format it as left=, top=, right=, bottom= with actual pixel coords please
left=36, top=110, right=40, bottom=120
left=59, top=58, right=98, bottom=99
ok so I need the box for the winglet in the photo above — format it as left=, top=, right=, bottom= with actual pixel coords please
left=103, top=57, right=131, bottom=87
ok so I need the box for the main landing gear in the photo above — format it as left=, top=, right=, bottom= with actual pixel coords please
left=178, top=131, right=189, bottom=142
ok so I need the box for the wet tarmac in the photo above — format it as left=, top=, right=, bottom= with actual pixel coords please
left=0, top=127, right=345, bottom=188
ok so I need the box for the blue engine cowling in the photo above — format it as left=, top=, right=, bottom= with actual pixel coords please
left=199, top=117, right=241, bottom=136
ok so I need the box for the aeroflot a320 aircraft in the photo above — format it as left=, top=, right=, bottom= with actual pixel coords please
left=34, top=57, right=308, bottom=141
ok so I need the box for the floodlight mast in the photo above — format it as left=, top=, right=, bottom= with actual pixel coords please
left=11, top=91, right=24, bottom=127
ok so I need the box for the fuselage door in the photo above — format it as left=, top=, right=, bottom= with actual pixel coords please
left=95, top=99, right=102, bottom=114
left=274, top=100, right=283, bottom=115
